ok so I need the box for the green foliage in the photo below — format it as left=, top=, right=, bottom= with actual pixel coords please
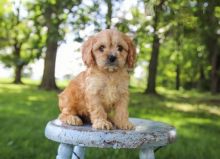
left=0, top=81, right=220, bottom=159
left=27, top=0, right=82, bottom=44
left=0, top=0, right=45, bottom=69
left=0, top=0, right=219, bottom=91
left=122, top=0, right=219, bottom=91
left=214, top=6, right=220, bottom=18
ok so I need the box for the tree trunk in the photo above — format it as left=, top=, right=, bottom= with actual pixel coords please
left=175, top=31, right=181, bottom=91
left=197, top=65, right=206, bottom=90
left=145, top=34, right=160, bottom=94
left=145, top=2, right=162, bottom=94
left=13, top=43, right=23, bottom=84
left=105, top=0, right=112, bottom=29
left=218, top=74, right=220, bottom=92
left=39, top=40, right=58, bottom=90
left=39, top=7, right=59, bottom=91
left=199, top=65, right=205, bottom=82
left=211, top=46, right=219, bottom=94
left=13, top=65, right=23, bottom=84
left=175, top=64, right=180, bottom=90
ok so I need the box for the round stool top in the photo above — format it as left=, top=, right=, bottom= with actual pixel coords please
left=45, top=118, right=176, bottom=149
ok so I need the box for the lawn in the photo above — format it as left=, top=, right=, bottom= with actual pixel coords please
left=0, top=79, right=220, bottom=159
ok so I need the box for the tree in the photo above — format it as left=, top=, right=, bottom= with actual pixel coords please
left=145, top=0, right=167, bottom=94
left=196, top=0, right=220, bottom=94
left=124, top=0, right=202, bottom=91
left=105, top=0, right=113, bottom=29
left=166, top=0, right=199, bottom=90
left=127, top=0, right=218, bottom=93
left=28, top=0, right=81, bottom=90
left=0, top=1, right=44, bottom=84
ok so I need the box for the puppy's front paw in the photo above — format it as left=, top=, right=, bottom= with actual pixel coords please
left=116, top=121, right=134, bottom=130
left=92, top=119, right=113, bottom=130
left=59, top=115, right=83, bottom=126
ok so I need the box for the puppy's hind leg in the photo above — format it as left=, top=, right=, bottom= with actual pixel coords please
left=58, top=93, right=83, bottom=126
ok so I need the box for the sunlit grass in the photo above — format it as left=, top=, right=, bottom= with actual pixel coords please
left=0, top=77, right=69, bottom=89
left=0, top=79, right=220, bottom=159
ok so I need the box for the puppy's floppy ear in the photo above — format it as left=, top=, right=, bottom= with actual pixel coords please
left=124, top=35, right=136, bottom=69
left=82, top=36, right=96, bottom=67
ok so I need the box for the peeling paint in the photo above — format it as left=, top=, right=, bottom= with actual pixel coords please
left=45, top=118, right=176, bottom=149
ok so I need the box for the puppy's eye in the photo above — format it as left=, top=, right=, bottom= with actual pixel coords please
left=99, top=45, right=105, bottom=52
left=117, top=45, right=123, bottom=52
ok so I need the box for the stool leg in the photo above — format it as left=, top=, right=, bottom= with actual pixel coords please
left=139, top=148, right=155, bottom=159
left=71, top=146, right=85, bottom=159
left=56, top=143, right=73, bottom=159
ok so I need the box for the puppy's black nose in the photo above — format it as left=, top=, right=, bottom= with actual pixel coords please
left=108, top=55, right=117, bottom=63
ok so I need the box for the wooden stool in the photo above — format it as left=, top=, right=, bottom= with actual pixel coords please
left=45, top=118, right=176, bottom=159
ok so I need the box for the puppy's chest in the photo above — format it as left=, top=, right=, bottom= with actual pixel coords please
left=102, top=79, right=125, bottom=104
left=86, top=72, right=129, bottom=104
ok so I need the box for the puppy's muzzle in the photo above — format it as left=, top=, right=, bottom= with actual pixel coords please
left=108, top=55, right=117, bottom=64
left=105, top=54, right=118, bottom=71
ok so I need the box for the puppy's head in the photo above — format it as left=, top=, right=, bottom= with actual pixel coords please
left=82, top=29, right=136, bottom=72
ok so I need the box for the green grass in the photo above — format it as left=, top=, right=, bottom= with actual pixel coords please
left=0, top=80, right=220, bottom=159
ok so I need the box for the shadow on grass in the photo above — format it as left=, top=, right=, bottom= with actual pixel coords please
left=129, top=91, right=220, bottom=119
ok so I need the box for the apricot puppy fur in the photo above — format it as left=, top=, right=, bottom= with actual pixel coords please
left=58, top=29, right=136, bottom=130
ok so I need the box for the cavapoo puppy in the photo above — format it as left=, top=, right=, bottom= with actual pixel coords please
left=58, top=29, right=136, bottom=130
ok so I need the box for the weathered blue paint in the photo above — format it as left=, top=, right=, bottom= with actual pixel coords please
left=45, top=118, right=176, bottom=159
left=56, top=143, right=72, bottom=159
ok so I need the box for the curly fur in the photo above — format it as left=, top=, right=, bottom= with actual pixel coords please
left=58, top=29, right=136, bottom=130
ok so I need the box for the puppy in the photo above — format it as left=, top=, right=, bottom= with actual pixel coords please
left=58, top=29, right=136, bottom=130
